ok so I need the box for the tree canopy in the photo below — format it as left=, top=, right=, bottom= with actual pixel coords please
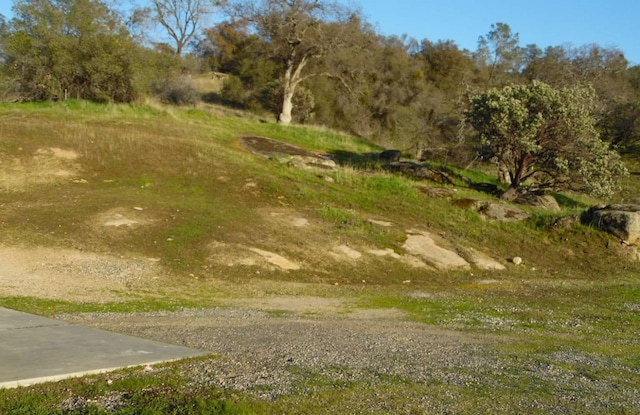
left=466, top=81, right=628, bottom=199
left=227, top=0, right=357, bottom=125
left=2, top=0, right=139, bottom=101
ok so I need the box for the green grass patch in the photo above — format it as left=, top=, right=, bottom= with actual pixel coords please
left=0, top=359, right=255, bottom=415
left=0, top=296, right=212, bottom=317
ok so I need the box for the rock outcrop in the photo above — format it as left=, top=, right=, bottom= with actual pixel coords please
left=452, top=198, right=531, bottom=222
left=515, top=193, right=561, bottom=212
left=402, top=230, right=470, bottom=270
left=582, top=204, right=640, bottom=245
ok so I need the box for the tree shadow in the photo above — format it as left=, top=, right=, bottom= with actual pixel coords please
left=200, top=92, right=245, bottom=110
left=328, top=149, right=382, bottom=169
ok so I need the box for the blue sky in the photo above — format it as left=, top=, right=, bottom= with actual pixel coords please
left=358, top=0, right=640, bottom=65
left=1, top=0, right=638, bottom=65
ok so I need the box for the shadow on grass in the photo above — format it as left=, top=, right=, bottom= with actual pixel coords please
left=328, top=149, right=382, bottom=169
left=553, top=192, right=590, bottom=209
left=329, top=149, right=505, bottom=191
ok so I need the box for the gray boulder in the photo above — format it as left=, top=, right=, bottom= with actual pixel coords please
left=452, top=198, right=531, bottom=222
left=479, top=203, right=531, bottom=222
left=582, top=204, right=640, bottom=245
left=515, top=193, right=561, bottom=212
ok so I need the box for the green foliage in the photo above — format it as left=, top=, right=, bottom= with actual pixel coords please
left=2, top=0, right=140, bottom=102
left=475, top=22, right=523, bottom=86
left=466, top=81, right=628, bottom=198
left=598, top=99, right=640, bottom=151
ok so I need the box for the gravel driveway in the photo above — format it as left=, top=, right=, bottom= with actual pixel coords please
left=62, top=308, right=497, bottom=398
left=60, top=307, right=639, bottom=413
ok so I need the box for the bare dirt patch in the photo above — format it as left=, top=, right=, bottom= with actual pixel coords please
left=0, top=147, right=81, bottom=191
left=0, top=245, right=162, bottom=302
left=89, top=207, right=154, bottom=230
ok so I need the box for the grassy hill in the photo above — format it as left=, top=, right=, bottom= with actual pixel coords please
left=1, top=101, right=639, bottom=413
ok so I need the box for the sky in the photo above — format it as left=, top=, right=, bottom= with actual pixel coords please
left=1, top=0, right=638, bottom=65
left=357, top=0, right=640, bottom=65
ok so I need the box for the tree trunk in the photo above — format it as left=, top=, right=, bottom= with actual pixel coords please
left=279, top=81, right=294, bottom=125
left=500, top=154, right=532, bottom=200
left=278, top=53, right=308, bottom=126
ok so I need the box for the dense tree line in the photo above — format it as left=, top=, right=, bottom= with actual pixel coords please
left=1, top=0, right=638, bottom=197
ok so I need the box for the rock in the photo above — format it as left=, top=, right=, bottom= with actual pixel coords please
left=287, top=155, right=337, bottom=171
left=453, top=198, right=530, bottom=222
left=367, top=248, right=402, bottom=259
left=552, top=215, right=578, bottom=230
left=104, top=217, right=139, bottom=227
left=452, top=198, right=489, bottom=212
left=402, top=230, right=470, bottom=270
left=333, top=245, right=362, bottom=260
left=418, top=186, right=457, bottom=198
left=479, top=202, right=531, bottom=222
left=368, top=219, right=394, bottom=227
left=582, top=204, right=640, bottom=245
left=248, top=248, right=301, bottom=270
left=459, top=247, right=506, bottom=271
left=515, top=193, right=561, bottom=211
left=241, top=135, right=338, bottom=171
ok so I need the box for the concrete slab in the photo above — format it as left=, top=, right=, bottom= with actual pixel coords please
left=0, top=307, right=206, bottom=389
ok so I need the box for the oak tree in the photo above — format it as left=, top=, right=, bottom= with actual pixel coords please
left=466, top=81, right=627, bottom=199
left=228, top=0, right=357, bottom=125
left=143, top=0, right=223, bottom=56
left=2, top=0, right=138, bottom=102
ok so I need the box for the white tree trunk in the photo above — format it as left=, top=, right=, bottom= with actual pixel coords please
left=279, top=84, right=294, bottom=125
left=278, top=54, right=308, bottom=126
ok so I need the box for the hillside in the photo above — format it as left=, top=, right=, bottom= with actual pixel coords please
left=1, top=101, right=639, bottom=414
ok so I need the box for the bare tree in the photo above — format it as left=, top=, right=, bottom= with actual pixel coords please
left=145, top=0, right=223, bottom=56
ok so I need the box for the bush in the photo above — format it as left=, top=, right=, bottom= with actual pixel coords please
left=155, top=76, right=200, bottom=106
left=219, top=75, right=247, bottom=107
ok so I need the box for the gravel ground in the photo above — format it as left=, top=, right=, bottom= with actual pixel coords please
left=62, top=309, right=497, bottom=398
left=60, top=308, right=640, bottom=413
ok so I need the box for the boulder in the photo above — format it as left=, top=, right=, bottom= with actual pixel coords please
left=459, top=247, right=506, bottom=270
left=418, top=186, right=457, bottom=199
left=402, top=230, right=470, bottom=270
left=515, top=193, right=561, bottom=212
left=479, top=202, right=531, bottom=222
left=287, top=155, right=337, bottom=171
left=451, top=198, right=531, bottom=222
left=452, top=198, right=489, bottom=212
left=582, top=204, right=640, bottom=245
